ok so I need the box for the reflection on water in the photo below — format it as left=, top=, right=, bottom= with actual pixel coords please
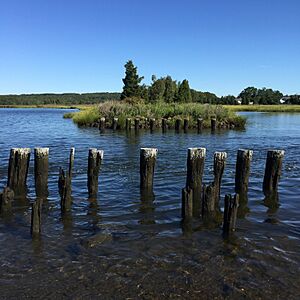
left=0, top=109, right=300, bottom=298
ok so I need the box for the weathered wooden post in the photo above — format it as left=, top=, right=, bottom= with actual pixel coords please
left=181, top=187, right=193, bottom=223
left=0, top=187, right=14, bottom=213
left=99, top=117, right=105, bottom=131
left=31, top=199, right=42, bottom=237
left=34, top=148, right=49, bottom=199
left=126, top=118, right=132, bottom=130
left=135, top=118, right=140, bottom=131
left=213, top=152, right=227, bottom=209
left=7, top=148, right=31, bottom=198
left=87, top=148, right=104, bottom=198
left=186, top=148, right=206, bottom=217
left=175, top=119, right=181, bottom=132
left=140, top=148, right=158, bottom=191
left=263, top=150, right=285, bottom=197
left=112, top=117, right=118, bottom=131
left=197, top=118, right=203, bottom=133
left=223, top=194, right=239, bottom=237
left=183, top=118, right=189, bottom=133
left=59, top=148, right=75, bottom=212
left=211, top=117, right=216, bottom=132
left=150, top=118, right=155, bottom=132
left=235, top=149, right=253, bottom=200
left=162, top=118, right=167, bottom=133
left=202, top=184, right=216, bottom=219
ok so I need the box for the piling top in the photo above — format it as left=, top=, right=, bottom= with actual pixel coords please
left=100, top=117, right=105, bottom=121
left=237, top=149, right=253, bottom=159
left=140, top=148, right=158, bottom=158
left=11, top=148, right=31, bottom=156
left=70, top=147, right=75, bottom=155
left=113, top=117, right=118, bottom=121
left=214, top=151, right=227, bottom=161
left=188, top=148, right=206, bottom=159
left=89, top=148, right=104, bottom=160
left=267, top=149, right=285, bottom=158
left=34, top=148, right=49, bottom=156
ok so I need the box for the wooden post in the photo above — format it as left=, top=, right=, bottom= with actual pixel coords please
left=135, top=118, right=140, bottom=131
left=87, top=148, right=104, bottom=198
left=112, top=117, right=118, bottom=130
left=126, top=118, right=132, bottom=130
left=223, top=194, right=239, bottom=237
left=183, top=118, right=189, bottom=133
left=263, top=150, right=285, bottom=197
left=211, top=117, right=216, bottom=132
left=197, top=118, right=203, bottom=133
left=34, top=148, right=49, bottom=199
left=162, top=118, right=167, bottom=133
left=213, top=152, right=227, bottom=209
left=59, top=148, right=75, bottom=212
left=140, top=148, right=158, bottom=191
left=181, top=188, right=193, bottom=222
left=31, top=199, right=42, bottom=236
left=186, top=148, right=206, bottom=217
left=0, top=187, right=14, bottom=213
left=7, top=148, right=31, bottom=198
left=235, top=149, right=253, bottom=200
left=175, top=119, right=181, bottom=132
left=99, top=117, right=105, bottom=131
left=202, top=184, right=217, bottom=218
left=150, top=118, right=155, bottom=132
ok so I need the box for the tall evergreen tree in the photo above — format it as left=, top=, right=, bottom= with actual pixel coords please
left=163, top=75, right=177, bottom=103
left=177, top=79, right=192, bottom=103
left=121, top=60, right=144, bottom=100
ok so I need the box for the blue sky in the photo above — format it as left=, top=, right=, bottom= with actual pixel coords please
left=1, top=0, right=299, bottom=96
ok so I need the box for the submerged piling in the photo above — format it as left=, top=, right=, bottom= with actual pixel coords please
left=150, top=118, right=155, bottom=132
left=211, top=117, right=216, bottom=132
left=31, top=199, right=42, bottom=236
left=197, top=118, right=203, bottom=133
left=186, top=148, right=206, bottom=217
left=34, top=148, right=49, bottom=199
left=140, top=148, right=158, bottom=191
left=181, top=187, right=193, bottom=223
left=183, top=119, right=189, bottom=133
left=112, top=117, right=118, bottom=131
left=126, top=118, right=132, bottom=130
left=99, top=117, right=106, bottom=131
left=263, top=150, right=285, bottom=197
left=7, top=148, right=31, bottom=198
left=235, top=149, right=253, bottom=200
left=0, top=187, right=14, bottom=213
left=87, top=148, right=104, bottom=198
left=162, top=118, right=167, bottom=133
left=135, top=118, right=140, bottom=131
left=223, top=194, right=239, bottom=236
left=59, top=148, right=75, bottom=211
left=175, top=119, right=181, bottom=132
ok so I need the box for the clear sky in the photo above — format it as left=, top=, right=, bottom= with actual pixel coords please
left=1, top=0, right=299, bottom=96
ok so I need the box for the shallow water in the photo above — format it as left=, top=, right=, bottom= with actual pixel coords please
left=0, top=109, right=299, bottom=299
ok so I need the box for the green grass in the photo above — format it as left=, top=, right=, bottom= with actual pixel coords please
left=66, top=101, right=246, bottom=129
left=225, top=104, right=300, bottom=112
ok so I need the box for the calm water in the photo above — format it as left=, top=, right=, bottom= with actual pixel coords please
left=0, top=109, right=299, bottom=299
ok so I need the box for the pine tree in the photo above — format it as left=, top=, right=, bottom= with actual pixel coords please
left=121, top=60, right=144, bottom=100
left=177, top=79, right=192, bottom=103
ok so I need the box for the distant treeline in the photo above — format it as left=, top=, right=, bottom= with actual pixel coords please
left=0, top=92, right=121, bottom=106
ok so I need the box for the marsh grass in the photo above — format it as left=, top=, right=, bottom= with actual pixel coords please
left=66, top=101, right=246, bottom=129
left=226, top=105, right=300, bottom=112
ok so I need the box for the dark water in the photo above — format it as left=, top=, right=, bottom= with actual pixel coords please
left=0, top=109, right=299, bottom=299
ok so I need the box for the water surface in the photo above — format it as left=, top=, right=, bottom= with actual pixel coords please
left=0, top=109, right=299, bottom=299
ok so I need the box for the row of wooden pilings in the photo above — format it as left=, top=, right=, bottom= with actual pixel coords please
left=97, top=116, right=222, bottom=132
left=0, top=147, right=284, bottom=238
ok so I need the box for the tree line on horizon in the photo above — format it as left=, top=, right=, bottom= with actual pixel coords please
left=0, top=60, right=299, bottom=105
left=121, top=60, right=300, bottom=105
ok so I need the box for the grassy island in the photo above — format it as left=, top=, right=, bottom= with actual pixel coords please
left=64, top=101, right=246, bottom=129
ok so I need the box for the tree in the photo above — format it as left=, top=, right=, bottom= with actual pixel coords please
left=148, top=76, right=166, bottom=103
left=121, top=60, right=144, bottom=100
left=163, top=75, right=177, bottom=103
left=177, top=79, right=192, bottom=103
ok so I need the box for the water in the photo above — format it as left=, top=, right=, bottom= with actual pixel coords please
left=0, top=109, right=299, bottom=299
